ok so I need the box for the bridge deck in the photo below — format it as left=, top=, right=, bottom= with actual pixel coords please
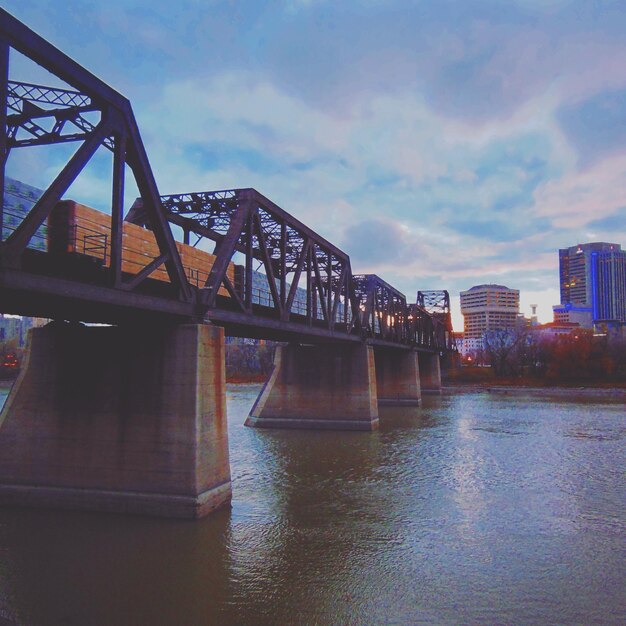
left=1, top=249, right=426, bottom=349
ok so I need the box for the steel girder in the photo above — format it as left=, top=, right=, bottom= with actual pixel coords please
left=6, top=81, right=112, bottom=150
left=416, top=290, right=450, bottom=316
left=408, top=304, right=443, bottom=351
left=130, top=188, right=456, bottom=350
left=0, top=8, right=191, bottom=301
left=416, top=290, right=456, bottom=351
left=353, top=274, right=407, bottom=343
left=353, top=275, right=448, bottom=351
left=129, top=188, right=361, bottom=333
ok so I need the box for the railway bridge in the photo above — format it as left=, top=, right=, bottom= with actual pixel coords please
left=0, top=10, right=456, bottom=518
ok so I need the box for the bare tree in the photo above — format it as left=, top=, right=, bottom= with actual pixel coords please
left=483, top=327, right=528, bottom=377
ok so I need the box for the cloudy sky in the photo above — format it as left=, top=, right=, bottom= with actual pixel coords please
left=5, top=0, right=626, bottom=328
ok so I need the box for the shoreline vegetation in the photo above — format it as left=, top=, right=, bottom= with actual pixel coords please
left=462, top=328, right=626, bottom=386
left=442, top=381, right=626, bottom=398
left=3, top=374, right=625, bottom=399
left=443, top=370, right=626, bottom=385
left=443, top=365, right=626, bottom=388
left=443, top=364, right=626, bottom=397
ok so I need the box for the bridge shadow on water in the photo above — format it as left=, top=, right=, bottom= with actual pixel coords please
left=0, top=383, right=451, bottom=625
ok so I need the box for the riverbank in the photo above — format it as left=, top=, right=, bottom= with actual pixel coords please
left=4, top=376, right=624, bottom=397
left=443, top=366, right=626, bottom=397
left=443, top=381, right=626, bottom=399
left=226, top=373, right=268, bottom=384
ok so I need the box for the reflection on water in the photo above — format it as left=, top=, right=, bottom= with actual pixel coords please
left=0, top=382, right=625, bottom=625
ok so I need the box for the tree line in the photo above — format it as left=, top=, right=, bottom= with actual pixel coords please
left=473, top=328, right=626, bottom=384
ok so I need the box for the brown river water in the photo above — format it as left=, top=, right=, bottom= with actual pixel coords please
left=0, top=382, right=624, bottom=625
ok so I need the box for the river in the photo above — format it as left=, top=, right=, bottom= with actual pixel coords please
left=0, top=382, right=624, bottom=625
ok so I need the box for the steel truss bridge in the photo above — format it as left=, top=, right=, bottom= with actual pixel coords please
left=0, top=9, right=455, bottom=353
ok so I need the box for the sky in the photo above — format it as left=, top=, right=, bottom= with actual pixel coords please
left=4, top=0, right=626, bottom=329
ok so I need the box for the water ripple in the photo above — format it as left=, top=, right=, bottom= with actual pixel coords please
left=0, top=384, right=623, bottom=624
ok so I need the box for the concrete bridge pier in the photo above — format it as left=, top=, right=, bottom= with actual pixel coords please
left=0, top=322, right=231, bottom=518
left=246, top=342, right=379, bottom=431
left=418, top=352, right=442, bottom=394
left=374, top=347, right=421, bottom=407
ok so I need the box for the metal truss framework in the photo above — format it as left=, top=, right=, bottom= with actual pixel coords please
left=353, top=275, right=452, bottom=350
left=354, top=274, right=407, bottom=343
left=128, top=188, right=359, bottom=335
left=408, top=303, right=446, bottom=351
left=416, top=290, right=456, bottom=351
left=0, top=9, right=454, bottom=352
left=129, top=192, right=452, bottom=350
left=0, top=8, right=191, bottom=300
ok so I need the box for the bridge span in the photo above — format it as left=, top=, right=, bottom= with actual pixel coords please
left=0, top=9, right=455, bottom=518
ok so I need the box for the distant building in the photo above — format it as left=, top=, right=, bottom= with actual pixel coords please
left=460, top=284, right=520, bottom=337
left=0, top=315, right=47, bottom=349
left=552, top=303, right=594, bottom=327
left=0, top=315, right=23, bottom=346
left=555, top=242, right=626, bottom=331
left=532, top=321, right=581, bottom=339
left=452, top=332, right=468, bottom=358
left=458, top=284, right=519, bottom=358
left=3, top=177, right=46, bottom=250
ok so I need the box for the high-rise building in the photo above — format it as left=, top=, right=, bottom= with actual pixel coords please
left=554, top=242, right=625, bottom=328
left=460, top=284, right=520, bottom=353
left=591, top=248, right=626, bottom=324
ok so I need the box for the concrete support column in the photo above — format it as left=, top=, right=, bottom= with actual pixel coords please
left=418, top=351, right=442, bottom=394
left=374, top=347, right=421, bottom=406
left=246, top=342, right=379, bottom=431
left=0, top=322, right=231, bottom=518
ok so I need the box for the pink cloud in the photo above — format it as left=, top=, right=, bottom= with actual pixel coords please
left=533, top=153, right=626, bottom=230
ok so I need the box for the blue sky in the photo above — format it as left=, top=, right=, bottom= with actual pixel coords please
left=5, top=0, right=626, bottom=328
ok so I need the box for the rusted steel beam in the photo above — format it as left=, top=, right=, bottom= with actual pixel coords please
left=145, top=187, right=361, bottom=335
left=122, top=111, right=191, bottom=300
left=221, top=273, right=246, bottom=311
left=6, top=84, right=106, bottom=149
left=120, top=253, right=168, bottom=291
left=284, top=237, right=309, bottom=321
left=0, top=265, right=195, bottom=321
left=416, top=290, right=456, bottom=351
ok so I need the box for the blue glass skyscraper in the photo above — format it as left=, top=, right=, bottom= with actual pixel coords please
left=556, top=242, right=626, bottom=330
left=591, top=248, right=626, bottom=324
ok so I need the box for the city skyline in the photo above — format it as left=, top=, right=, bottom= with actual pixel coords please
left=3, top=1, right=626, bottom=330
